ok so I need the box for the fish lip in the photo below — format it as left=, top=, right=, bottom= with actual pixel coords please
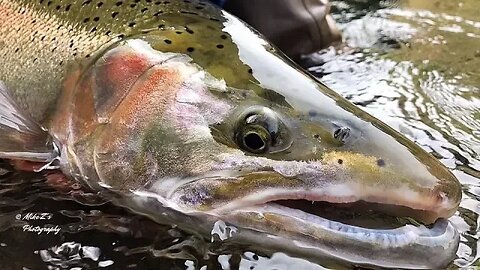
left=217, top=202, right=460, bottom=269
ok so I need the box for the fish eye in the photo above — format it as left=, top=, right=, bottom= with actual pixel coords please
left=234, top=106, right=291, bottom=154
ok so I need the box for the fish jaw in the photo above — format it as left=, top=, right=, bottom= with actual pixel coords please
left=222, top=204, right=459, bottom=269
left=155, top=151, right=460, bottom=269
left=162, top=151, right=459, bottom=224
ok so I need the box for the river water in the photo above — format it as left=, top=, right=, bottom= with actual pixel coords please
left=0, top=0, right=479, bottom=269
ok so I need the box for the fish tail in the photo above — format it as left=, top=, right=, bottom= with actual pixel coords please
left=0, top=81, right=58, bottom=162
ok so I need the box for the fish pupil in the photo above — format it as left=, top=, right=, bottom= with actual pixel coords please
left=243, top=132, right=266, bottom=152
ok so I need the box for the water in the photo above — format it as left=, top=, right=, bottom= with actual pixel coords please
left=1, top=0, right=479, bottom=269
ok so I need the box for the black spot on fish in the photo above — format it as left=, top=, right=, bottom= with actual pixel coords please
left=313, top=134, right=320, bottom=139
left=141, top=7, right=148, bottom=12
left=185, top=27, right=194, bottom=34
left=111, top=11, right=119, bottom=18
left=93, top=17, right=100, bottom=22
left=65, top=4, right=71, bottom=11
left=338, top=159, right=343, bottom=164
left=377, top=159, right=386, bottom=167
left=55, top=5, right=61, bottom=10
left=47, top=1, right=52, bottom=6
left=176, top=31, right=182, bottom=34
left=248, top=68, right=253, bottom=74
left=187, top=47, right=195, bottom=52
left=83, top=17, right=90, bottom=23
left=164, top=39, right=172, bottom=44
left=115, top=1, right=123, bottom=6
left=130, top=3, right=136, bottom=8
left=128, top=22, right=136, bottom=27
left=221, top=34, right=228, bottom=40
left=97, top=2, right=104, bottom=8
left=82, top=0, right=92, bottom=6
left=216, top=44, right=224, bottom=49
left=153, top=11, right=164, bottom=16
left=308, top=110, right=318, bottom=117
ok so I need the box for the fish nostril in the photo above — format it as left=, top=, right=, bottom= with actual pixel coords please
left=308, top=110, right=318, bottom=117
left=377, top=159, right=386, bottom=167
left=333, top=127, right=351, bottom=144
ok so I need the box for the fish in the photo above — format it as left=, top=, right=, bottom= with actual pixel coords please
left=0, top=0, right=462, bottom=269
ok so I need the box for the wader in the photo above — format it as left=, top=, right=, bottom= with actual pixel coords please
left=222, top=0, right=342, bottom=59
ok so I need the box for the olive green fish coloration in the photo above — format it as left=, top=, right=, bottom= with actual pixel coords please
left=0, top=0, right=462, bottom=268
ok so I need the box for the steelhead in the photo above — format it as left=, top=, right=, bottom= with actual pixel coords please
left=0, top=0, right=462, bottom=268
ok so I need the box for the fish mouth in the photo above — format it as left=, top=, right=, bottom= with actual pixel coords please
left=205, top=190, right=460, bottom=269
left=161, top=151, right=460, bottom=268
left=209, top=187, right=455, bottom=225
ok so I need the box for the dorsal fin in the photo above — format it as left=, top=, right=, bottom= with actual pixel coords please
left=0, top=81, right=57, bottom=162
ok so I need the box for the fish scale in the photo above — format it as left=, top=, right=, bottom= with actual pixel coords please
left=0, top=0, right=225, bottom=122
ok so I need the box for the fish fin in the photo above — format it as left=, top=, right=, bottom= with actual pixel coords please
left=0, top=81, right=58, bottom=162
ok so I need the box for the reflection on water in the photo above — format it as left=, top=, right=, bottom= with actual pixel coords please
left=1, top=0, right=479, bottom=269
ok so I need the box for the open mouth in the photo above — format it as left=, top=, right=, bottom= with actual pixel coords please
left=208, top=192, right=459, bottom=266
left=208, top=188, right=451, bottom=229
left=165, top=171, right=460, bottom=268
left=213, top=195, right=450, bottom=237
left=273, top=199, right=431, bottom=229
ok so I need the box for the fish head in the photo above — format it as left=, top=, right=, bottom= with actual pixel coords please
left=55, top=10, right=461, bottom=269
